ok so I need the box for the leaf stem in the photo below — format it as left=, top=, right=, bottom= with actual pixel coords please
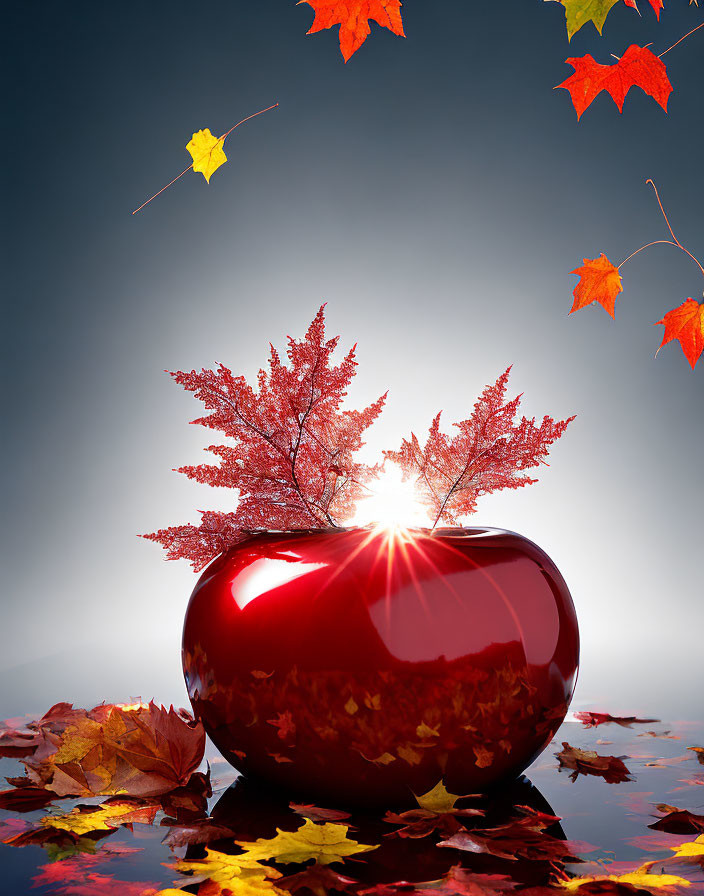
left=658, top=20, right=704, bottom=58
left=132, top=103, right=279, bottom=215
left=617, top=181, right=704, bottom=278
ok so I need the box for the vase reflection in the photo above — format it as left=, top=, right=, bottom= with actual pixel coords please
left=204, top=773, right=575, bottom=889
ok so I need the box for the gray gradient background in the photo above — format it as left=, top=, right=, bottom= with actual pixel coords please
left=2, top=1, right=702, bottom=722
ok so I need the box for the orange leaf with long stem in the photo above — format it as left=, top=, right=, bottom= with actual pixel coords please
left=656, top=299, right=704, bottom=370
left=570, top=254, right=623, bottom=317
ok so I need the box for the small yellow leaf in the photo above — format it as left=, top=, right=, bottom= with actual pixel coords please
left=670, top=834, right=704, bottom=859
left=186, top=128, right=227, bottom=183
left=344, top=696, right=358, bottom=715
left=236, top=818, right=377, bottom=866
left=415, top=780, right=462, bottom=813
left=397, top=744, right=422, bottom=765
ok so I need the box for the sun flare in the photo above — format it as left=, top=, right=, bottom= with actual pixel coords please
left=350, top=464, right=429, bottom=531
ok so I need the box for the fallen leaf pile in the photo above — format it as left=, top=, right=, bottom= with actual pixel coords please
left=2, top=704, right=704, bottom=895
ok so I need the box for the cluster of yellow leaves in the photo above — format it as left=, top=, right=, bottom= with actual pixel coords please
left=153, top=819, right=376, bottom=896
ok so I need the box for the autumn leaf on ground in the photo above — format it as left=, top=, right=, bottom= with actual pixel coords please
left=556, top=743, right=633, bottom=783
left=669, top=834, right=704, bottom=862
left=41, top=799, right=159, bottom=836
left=144, top=306, right=386, bottom=570
left=165, top=847, right=284, bottom=896
left=236, top=818, right=377, bottom=865
left=278, top=864, right=359, bottom=894
left=569, top=256, right=624, bottom=318
left=412, top=865, right=518, bottom=895
left=649, top=806, right=704, bottom=835
left=0, top=785, right=57, bottom=811
left=161, top=814, right=240, bottom=850
left=383, top=780, right=484, bottom=839
left=557, top=46, right=672, bottom=120
left=289, top=802, right=351, bottom=822
left=298, top=0, right=405, bottom=62
left=385, top=368, right=573, bottom=527
left=13, top=701, right=205, bottom=798
left=656, top=299, right=704, bottom=370
left=438, top=823, right=585, bottom=865
left=574, top=712, right=660, bottom=728
left=560, top=864, right=692, bottom=891
left=689, top=747, right=704, bottom=764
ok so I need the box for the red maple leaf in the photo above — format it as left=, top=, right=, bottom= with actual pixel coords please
left=385, top=368, right=573, bottom=527
left=144, top=306, right=386, bottom=570
left=556, top=743, right=633, bottom=784
left=624, top=0, right=664, bottom=18
left=298, top=0, right=405, bottom=61
left=557, top=45, right=672, bottom=119
left=656, top=298, right=704, bottom=370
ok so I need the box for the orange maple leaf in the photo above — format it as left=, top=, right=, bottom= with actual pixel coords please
left=656, top=298, right=704, bottom=370
left=298, top=0, right=405, bottom=61
left=557, top=45, right=672, bottom=120
left=570, top=254, right=623, bottom=318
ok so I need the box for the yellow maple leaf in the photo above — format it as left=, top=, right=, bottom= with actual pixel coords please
left=414, top=780, right=462, bottom=813
left=169, top=849, right=283, bottom=896
left=236, top=818, right=377, bottom=865
left=186, top=128, right=227, bottom=183
left=561, top=867, right=691, bottom=891
left=670, top=834, right=704, bottom=859
left=41, top=800, right=157, bottom=835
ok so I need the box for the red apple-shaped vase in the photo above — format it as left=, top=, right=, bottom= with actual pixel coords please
left=182, top=527, right=578, bottom=807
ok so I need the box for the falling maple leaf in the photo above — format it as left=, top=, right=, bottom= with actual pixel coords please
left=235, top=818, right=377, bottom=865
left=574, top=712, right=660, bottom=728
left=548, top=0, right=622, bottom=40
left=132, top=104, right=278, bottom=214
left=186, top=128, right=228, bottom=183
left=556, top=743, right=633, bottom=783
left=144, top=306, right=386, bottom=570
left=557, top=45, right=672, bottom=120
left=656, top=299, right=704, bottom=370
left=624, top=0, right=664, bottom=17
left=569, top=256, right=624, bottom=318
left=385, top=368, right=573, bottom=527
left=297, top=0, right=405, bottom=62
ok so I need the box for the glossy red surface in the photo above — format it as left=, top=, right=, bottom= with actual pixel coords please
left=183, top=527, right=579, bottom=807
